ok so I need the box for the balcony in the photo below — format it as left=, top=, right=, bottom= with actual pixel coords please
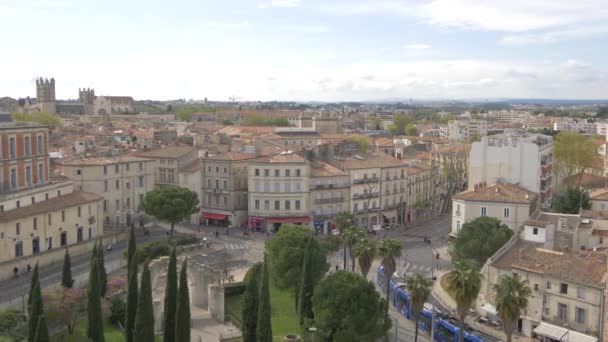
left=353, top=178, right=379, bottom=184
left=353, top=192, right=379, bottom=200
left=314, top=197, right=345, bottom=204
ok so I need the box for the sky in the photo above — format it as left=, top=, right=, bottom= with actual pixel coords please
left=1, top=0, right=608, bottom=101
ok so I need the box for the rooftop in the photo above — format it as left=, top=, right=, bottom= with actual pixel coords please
left=311, top=162, right=348, bottom=177
left=205, top=152, right=257, bottom=161
left=453, top=183, right=537, bottom=204
left=0, top=122, right=48, bottom=129
left=0, top=192, right=103, bottom=222
left=57, top=155, right=150, bottom=166
left=591, top=189, right=608, bottom=201
left=135, top=146, right=196, bottom=159
left=524, top=211, right=581, bottom=229
left=565, top=172, right=608, bottom=189
left=493, top=238, right=607, bottom=288
left=251, top=151, right=308, bottom=164
left=333, top=154, right=406, bottom=169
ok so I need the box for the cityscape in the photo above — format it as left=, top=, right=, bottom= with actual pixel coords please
left=1, top=1, right=608, bottom=342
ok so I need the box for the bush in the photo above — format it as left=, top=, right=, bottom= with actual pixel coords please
left=0, top=309, right=26, bottom=337
left=125, top=235, right=200, bottom=264
left=174, top=235, right=199, bottom=246
left=109, top=298, right=126, bottom=327
left=224, top=282, right=247, bottom=297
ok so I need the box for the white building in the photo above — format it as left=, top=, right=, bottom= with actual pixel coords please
left=469, top=133, right=554, bottom=207
left=487, top=110, right=532, bottom=123
left=553, top=120, right=597, bottom=135
left=448, top=119, right=488, bottom=141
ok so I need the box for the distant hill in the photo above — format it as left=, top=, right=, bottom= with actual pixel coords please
left=0, top=97, right=18, bottom=112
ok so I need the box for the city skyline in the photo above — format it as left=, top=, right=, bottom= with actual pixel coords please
left=1, top=0, right=607, bottom=101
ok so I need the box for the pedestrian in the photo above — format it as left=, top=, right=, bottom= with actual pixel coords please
left=215, top=231, right=219, bottom=238
left=27, top=264, right=31, bottom=272
left=13, top=266, right=18, bottom=278
left=335, top=264, right=339, bottom=272
left=266, top=231, right=270, bottom=239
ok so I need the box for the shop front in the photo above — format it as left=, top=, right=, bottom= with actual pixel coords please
left=202, top=212, right=229, bottom=226
left=267, top=216, right=310, bottom=232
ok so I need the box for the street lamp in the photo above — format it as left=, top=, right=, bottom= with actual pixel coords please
left=308, top=327, right=317, bottom=342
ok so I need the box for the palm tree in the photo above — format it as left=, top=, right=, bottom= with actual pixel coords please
left=342, top=226, right=364, bottom=271
left=378, top=238, right=402, bottom=313
left=446, top=261, right=481, bottom=342
left=406, top=274, right=432, bottom=342
left=494, top=274, right=531, bottom=342
left=335, top=212, right=354, bottom=270
left=352, top=238, right=376, bottom=279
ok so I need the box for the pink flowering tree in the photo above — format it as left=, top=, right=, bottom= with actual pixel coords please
left=43, top=287, right=86, bottom=334
left=106, top=276, right=127, bottom=298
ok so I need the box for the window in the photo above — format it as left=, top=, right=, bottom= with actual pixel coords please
left=126, top=182, right=130, bottom=189
left=264, top=200, right=270, bottom=210
left=264, top=169, right=269, bottom=177
left=125, top=163, right=130, bottom=171
left=103, top=165, right=108, bottom=175
left=31, top=197, right=35, bottom=204
left=78, top=206, right=81, bottom=217
left=32, top=237, right=40, bottom=254
left=33, top=217, right=37, bottom=230
left=61, top=210, right=65, bottom=222
left=223, top=180, right=228, bottom=189
left=296, top=169, right=301, bottom=177
left=255, top=169, right=260, bottom=176
left=354, top=203, right=359, bottom=212
left=77, top=227, right=83, bottom=242
left=207, top=179, right=212, bottom=188
left=255, top=182, right=260, bottom=192
left=115, top=164, right=119, bottom=173
left=48, top=214, right=52, bottom=225
left=60, top=231, right=67, bottom=246
left=15, top=242, right=23, bottom=257
left=285, top=200, right=291, bottom=210
left=481, top=206, right=487, bottom=216
left=533, top=227, right=538, bottom=235
left=126, top=198, right=131, bottom=208
left=264, top=182, right=270, bottom=192
left=45, top=193, right=48, bottom=200
left=139, top=162, right=143, bottom=171
left=48, top=237, right=52, bottom=250
left=104, top=180, right=108, bottom=192
left=224, top=167, right=227, bottom=173
left=115, top=180, right=120, bottom=190
left=16, top=200, right=20, bottom=208
left=274, top=200, right=280, bottom=210
left=139, top=194, right=144, bottom=206
left=88, top=228, right=92, bottom=239
left=103, top=200, right=108, bottom=212
left=560, top=283, right=568, bottom=294
left=10, top=168, right=17, bottom=188
left=24, top=136, right=31, bottom=156
left=295, top=182, right=301, bottom=192
left=38, top=164, right=44, bottom=184
left=575, top=307, right=586, bottom=324
left=16, top=223, right=20, bottom=235
left=546, top=281, right=551, bottom=289
left=37, top=136, right=43, bottom=154
left=275, top=169, right=280, bottom=177
left=222, top=196, right=227, bottom=207
left=215, top=180, right=219, bottom=189
left=216, top=167, right=219, bottom=172
left=295, top=200, right=301, bottom=210
left=577, top=287, right=586, bottom=299
left=285, top=169, right=291, bottom=177
left=457, top=221, right=461, bottom=231
left=285, top=183, right=291, bottom=192
left=116, top=200, right=120, bottom=210
left=255, top=200, right=260, bottom=210
left=139, top=176, right=144, bottom=187
left=9, top=137, right=15, bottom=158
left=557, top=303, right=568, bottom=321
left=504, top=208, right=510, bottom=218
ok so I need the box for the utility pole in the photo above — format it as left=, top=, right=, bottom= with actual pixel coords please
left=394, top=317, right=398, bottom=342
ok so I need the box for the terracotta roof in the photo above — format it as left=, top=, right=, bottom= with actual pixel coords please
left=590, top=189, right=608, bottom=201
left=564, top=172, right=608, bottom=190
left=453, top=183, right=537, bottom=204
left=333, top=154, right=406, bottom=169
left=206, top=152, right=257, bottom=161
left=0, top=192, right=103, bottom=222
left=135, top=146, right=196, bottom=159
left=251, top=152, right=307, bottom=164
left=581, top=210, right=608, bottom=220
left=493, top=238, right=607, bottom=288
left=311, top=162, right=348, bottom=177
left=524, top=212, right=581, bottom=230
left=57, top=155, right=150, bottom=166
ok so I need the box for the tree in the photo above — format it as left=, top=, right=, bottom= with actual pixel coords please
left=435, top=144, right=470, bottom=214
left=241, top=263, right=262, bottom=342
left=257, top=256, right=272, bottom=342
left=44, top=287, right=86, bottom=335
left=349, top=136, right=369, bottom=154
left=393, top=114, right=415, bottom=135
left=222, top=119, right=234, bottom=126
left=297, top=237, right=315, bottom=327
left=265, top=224, right=328, bottom=292
left=142, top=186, right=199, bottom=236
left=446, top=261, right=481, bottom=342
left=406, top=274, right=432, bottom=342
left=28, top=264, right=40, bottom=311
left=87, top=253, right=105, bottom=342
left=554, top=131, right=597, bottom=181
left=353, top=238, right=376, bottom=279
left=28, top=281, right=44, bottom=342
left=127, top=226, right=137, bottom=280
left=378, top=239, right=402, bottom=313
left=133, top=262, right=154, bottom=342
left=405, top=124, right=418, bottom=136
left=61, top=249, right=73, bottom=288
left=125, top=262, right=138, bottom=342
left=11, top=112, right=61, bottom=129
left=33, top=315, right=49, bottom=342
left=335, top=212, right=353, bottom=269
left=312, top=271, right=391, bottom=341
left=175, top=259, right=191, bottom=342
left=494, top=274, right=531, bottom=342
left=450, top=216, right=513, bottom=267
left=341, top=226, right=364, bottom=272
left=97, top=240, right=107, bottom=297
left=553, top=186, right=591, bottom=214
left=163, top=247, right=178, bottom=342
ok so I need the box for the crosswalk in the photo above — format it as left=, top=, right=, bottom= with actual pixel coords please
left=223, top=242, right=249, bottom=251
left=408, top=264, right=432, bottom=274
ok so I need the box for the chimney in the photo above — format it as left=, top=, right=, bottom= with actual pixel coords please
left=495, top=186, right=500, bottom=193
left=525, top=193, right=529, bottom=200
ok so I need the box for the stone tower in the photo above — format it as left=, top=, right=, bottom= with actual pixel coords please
left=35, top=77, right=56, bottom=114
left=79, top=88, right=95, bottom=115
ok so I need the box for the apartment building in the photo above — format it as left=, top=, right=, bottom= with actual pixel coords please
left=469, top=133, right=554, bottom=207
left=406, top=162, right=440, bottom=223
left=310, top=161, right=349, bottom=234
left=486, top=110, right=532, bottom=123
left=553, top=120, right=597, bottom=135
left=201, top=152, right=256, bottom=228
left=247, top=152, right=310, bottom=232
left=448, top=119, right=488, bottom=141
left=58, top=156, right=155, bottom=227
left=451, top=182, right=538, bottom=235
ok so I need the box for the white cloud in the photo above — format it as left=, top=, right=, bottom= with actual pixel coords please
left=501, top=25, right=608, bottom=45
left=257, top=0, right=301, bottom=8
left=405, top=44, right=431, bottom=50
left=207, top=21, right=250, bottom=29
left=280, top=24, right=330, bottom=33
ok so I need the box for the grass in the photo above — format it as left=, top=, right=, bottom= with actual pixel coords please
left=225, top=281, right=300, bottom=341
left=51, top=320, right=162, bottom=342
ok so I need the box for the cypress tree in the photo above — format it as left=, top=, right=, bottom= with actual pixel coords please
left=61, top=249, right=73, bottom=288
left=175, top=259, right=190, bottom=342
left=241, top=263, right=262, bottom=342
left=257, top=255, right=272, bottom=342
left=297, top=236, right=314, bottom=327
left=27, top=264, right=40, bottom=310
left=33, top=315, right=50, bottom=342
left=127, top=225, right=137, bottom=279
left=163, top=247, right=178, bottom=342
left=27, top=282, right=43, bottom=342
left=87, top=254, right=105, bottom=342
left=125, top=261, right=138, bottom=342
left=133, top=262, right=154, bottom=342
left=97, top=240, right=107, bottom=297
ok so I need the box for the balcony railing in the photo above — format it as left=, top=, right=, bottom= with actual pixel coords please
left=353, top=193, right=379, bottom=200
left=353, top=178, right=379, bottom=184
left=314, top=197, right=345, bottom=204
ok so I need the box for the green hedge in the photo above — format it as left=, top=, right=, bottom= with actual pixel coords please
left=124, top=235, right=200, bottom=264
left=224, top=282, right=246, bottom=297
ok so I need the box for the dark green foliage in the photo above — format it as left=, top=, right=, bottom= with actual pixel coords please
left=0, top=309, right=26, bottom=337
left=61, top=249, right=73, bottom=288
left=553, top=186, right=591, bottom=214
left=109, top=298, right=126, bottom=327
left=243, top=115, right=289, bottom=126
left=163, top=248, right=178, bottom=342
left=142, top=186, right=199, bottom=236
left=97, top=241, right=107, bottom=297
left=127, top=226, right=136, bottom=280
left=175, top=260, right=191, bottom=342
left=224, top=282, right=247, bottom=296
left=241, top=263, right=262, bottom=342
left=87, top=253, right=105, bottom=342
left=133, top=263, right=154, bottom=342
left=312, top=271, right=391, bottom=342
left=265, top=224, right=328, bottom=291
left=28, top=282, right=43, bottom=342
left=297, top=237, right=315, bottom=327
left=256, top=258, right=272, bottom=342
left=27, top=264, right=40, bottom=311
left=450, top=216, right=513, bottom=266
left=126, top=236, right=198, bottom=265
left=33, top=315, right=49, bottom=342
left=125, top=262, right=138, bottom=342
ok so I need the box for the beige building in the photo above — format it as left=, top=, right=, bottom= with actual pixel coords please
left=405, top=163, right=440, bottom=223
left=201, top=152, right=256, bottom=228
left=310, top=161, right=350, bottom=234
left=590, top=189, right=608, bottom=211
left=247, top=152, right=310, bottom=232
left=57, top=156, right=155, bottom=227
left=451, top=182, right=538, bottom=235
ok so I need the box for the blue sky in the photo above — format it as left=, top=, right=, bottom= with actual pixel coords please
left=1, top=0, right=607, bottom=101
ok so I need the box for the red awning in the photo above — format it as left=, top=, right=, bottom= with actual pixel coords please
left=203, top=213, right=228, bottom=220
left=267, top=217, right=310, bottom=223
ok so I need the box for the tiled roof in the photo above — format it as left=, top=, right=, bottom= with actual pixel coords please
left=57, top=155, right=150, bottom=166
left=135, top=146, right=196, bottom=159
left=311, top=162, right=348, bottom=177
left=333, top=154, right=406, bottom=169
left=180, top=160, right=201, bottom=173
left=0, top=192, right=103, bottom=222
left=493, top=238, right=607, bottom=288
left=206, top=152, right=257, bottom=161
left=524, top=212, right=581, bottom=229
left=453, top=183, right=537, bottom=204
left=581, top=210, right=608, bottom=220
left=590, top=189, right=608, bottom=201
left=251, top=152, right=308, bottom=164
